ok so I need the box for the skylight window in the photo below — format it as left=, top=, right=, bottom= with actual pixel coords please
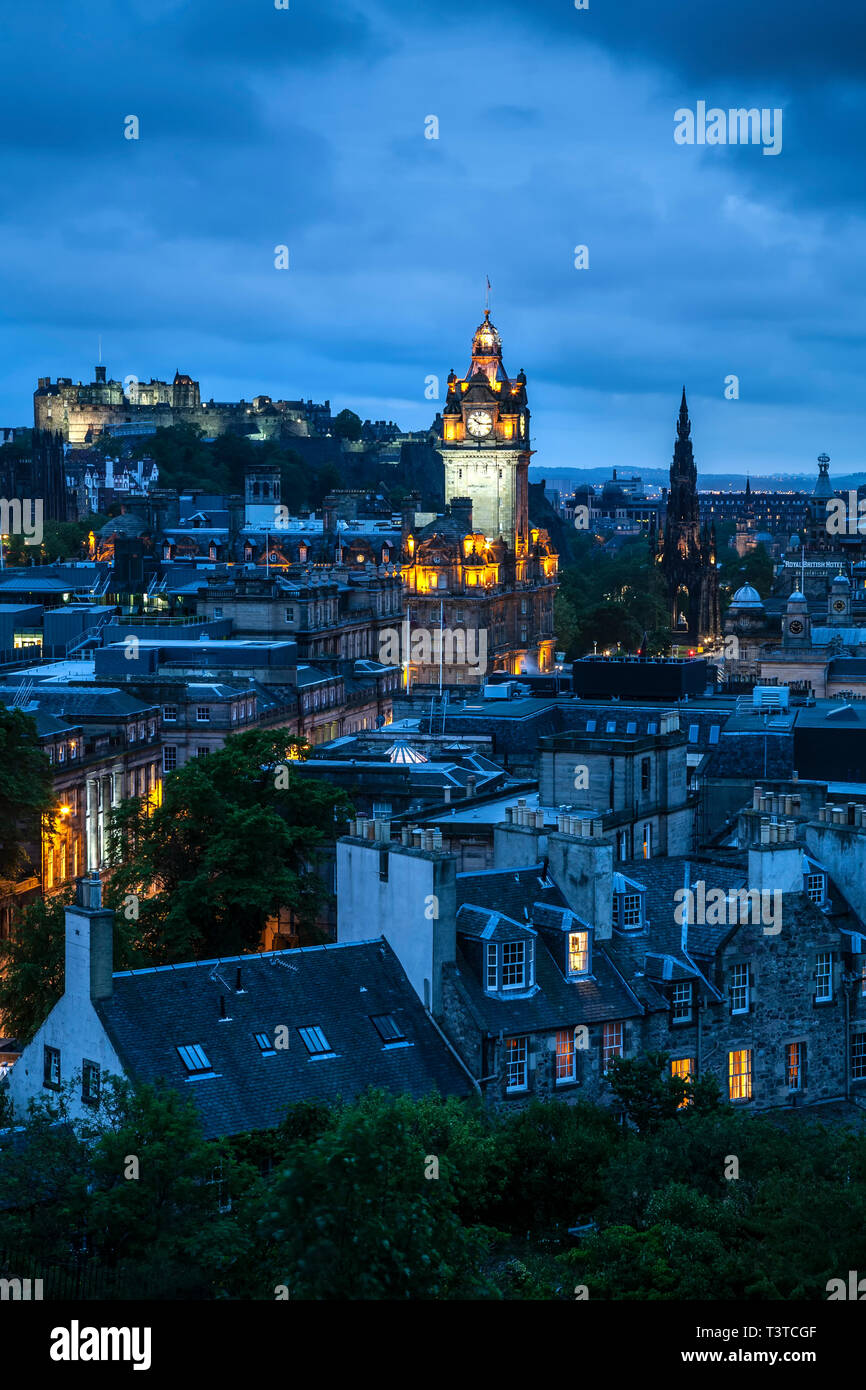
left=254, top=1032, right=276, bottom=1056
left=298, top=1025, right=334, bottom=1057
left=606, top=720, right=616, bottom=733
left=177, top=1043, right=212, bottom=1075
left=585, top=719, right=596, bottom=733
left=688, top=724, right=699, bottom=743
left=371, top=1014, right=408, bottom=1045
left=626, top=721, right=637, bottom=735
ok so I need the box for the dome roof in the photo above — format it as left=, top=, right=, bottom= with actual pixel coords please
left=788, top=590, right=807, bottom=604
left=731, top=583, right=763, bottom=608
left=832, top=572, right=851, bottom=587
left=386, top=741, right=428, bottom=765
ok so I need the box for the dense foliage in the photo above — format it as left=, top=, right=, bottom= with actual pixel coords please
left=3, top=1059, right=865, bottom=1300
left=0, top=706, right=54, bottom=882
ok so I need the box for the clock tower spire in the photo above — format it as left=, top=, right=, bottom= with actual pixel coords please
left=438, top=309, right=530, bottom=553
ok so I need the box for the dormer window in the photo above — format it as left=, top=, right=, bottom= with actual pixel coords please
left=568, top=930, right=590, bottom=977
left=613, top=891, right=643, bottom=930
left=502, top=940, right=526, bottom=988
left=805, top=871, right=826, bottom=905
left=485, top=938, right=535, bottom=993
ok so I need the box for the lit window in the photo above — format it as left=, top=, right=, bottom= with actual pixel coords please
left=568, top=931, right=589, bottom=976
left=786, top=1041, right=805, bottom=1090
left=555, top=1029, right=577, bottom=1084
left=671, top=1056, right=694, bottom=1107
left=254, top=1032, right=276, bottom=1056
left=177, top=1043, right=212, bottom=1075
left=163, top=746, right=177, bottom=772
left=501, top=940, right=526, bottom=989
left=852, top=1033, right=866, bottom=1081
left=730, top=963, right=749, bottom=1013
left=805, top=872, right=825, bottom=904
left=602, top=1022, right=623, bottom=1073
left=815, top=952, right=833, bottom=1002
left=298, top=1025, right=333, bottom=1057
left=728, top=1048, right=752, bottom=1101
left=371, top=1014, right=407, bottom=1044
left=505, top=1036, right=528, bottom=1092
left=672, top=981, right=692, bottom=1022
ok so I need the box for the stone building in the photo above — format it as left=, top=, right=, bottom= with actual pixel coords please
left=399, top=311, right=558, bottom=686
left=34, top=365, right=331, bottom=447
left=537, top=710, right=695, bottom=860
left=336, top=792, right=866, bottom=1113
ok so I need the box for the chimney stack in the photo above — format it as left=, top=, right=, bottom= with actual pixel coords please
left=65, top=872, right=114, bottom=1003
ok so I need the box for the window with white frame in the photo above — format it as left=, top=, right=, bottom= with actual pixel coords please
left=485, top=943, right=497, bottom=990
left=568, top=930, right=589, bottom=976
left=602, top=1021, right=623, bottom=1073
left=728, top=1048, right=752, bottom=1100
left=671, top=1056, right=694, bottom=1108
left=672, top=981, right=693, bottom=1022
left=805, top=872, right=825, bottom=904
left=852, top=1033, right=866, bottom=1081
left=196, top=706, right=210, bottom=723
left=163, top=746, right=177, bottom=772
left=501, top=940, right=526, bottom=989
left=555, top=1029, right=577, bottom=1083
left=786, top=1041, right=805, bottom=1090
left=730, top=963, right=749, bottom=1013
left=163, top=705, right=177, bottom=722
left=815, top=951, right=833, bottom=1002
left=620, top=893, right=642, bottom=928
left=505, top=1036, right=528, bottom=1092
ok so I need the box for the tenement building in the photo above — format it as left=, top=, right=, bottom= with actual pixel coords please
left=337, top=791, right=866, bottom=1112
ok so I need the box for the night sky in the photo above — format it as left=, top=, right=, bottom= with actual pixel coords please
left=2, top=0, right=865, bottom=477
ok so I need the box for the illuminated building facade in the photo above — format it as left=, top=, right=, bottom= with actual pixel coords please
left=402, top=313, right=558, bottom=686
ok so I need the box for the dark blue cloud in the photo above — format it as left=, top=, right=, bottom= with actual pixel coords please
left=0, top=0, right=863, bottom=478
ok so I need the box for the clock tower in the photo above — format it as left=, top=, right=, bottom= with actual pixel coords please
left=438, top=310, right=530, bottom=554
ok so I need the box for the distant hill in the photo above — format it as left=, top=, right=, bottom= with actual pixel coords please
left=530, top=466, right=866, bottom=493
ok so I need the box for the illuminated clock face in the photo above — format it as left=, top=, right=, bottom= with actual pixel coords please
left=466, top=410, right=493, bottom=437
left=833, top=598, right=846, bottom=612
left=789, top=620, right=804, bottom=635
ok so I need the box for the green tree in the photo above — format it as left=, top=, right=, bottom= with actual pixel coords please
left=605, top=1050, right=720, bottom=1132
left=0, top=888, right=72, bottom=1043
left=247, top=1089, right=497, bottom=1299
left=494, top=1099, right=619, bottom=1236
left=0, top=706, right=54, bottom=883
left=106, top=729, right=352, bottom=960
left=332, top=409, right=362, bottom=442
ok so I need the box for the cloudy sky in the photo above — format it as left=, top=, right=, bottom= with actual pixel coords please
left=2, top=0, right=865, bottom=477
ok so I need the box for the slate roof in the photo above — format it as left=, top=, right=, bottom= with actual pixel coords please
left=457, top=863, right=564, bottom=919
left=95, top=940, right=472, bottom=1138
left=453, top=865, right=644, bottom=1034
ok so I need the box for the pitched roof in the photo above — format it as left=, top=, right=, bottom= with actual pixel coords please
left=95, top=940, right=472, bottom=1138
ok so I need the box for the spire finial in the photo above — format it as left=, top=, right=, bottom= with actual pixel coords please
left=677, top=387, right=691, bottom=440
